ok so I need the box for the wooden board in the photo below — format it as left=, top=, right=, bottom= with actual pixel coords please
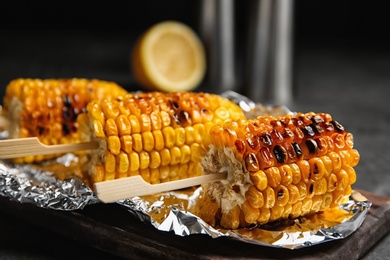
left=0, top=189, right=389, bottom=259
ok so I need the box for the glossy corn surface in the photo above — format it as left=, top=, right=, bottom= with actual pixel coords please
left=198, top=112, right=360, bottom=229
left=78, top=91, right=246, bottom=184
left=3, top=78, right=128, bottom=163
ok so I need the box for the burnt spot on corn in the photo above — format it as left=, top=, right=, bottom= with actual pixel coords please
left=277, top=189, right=284, bottom=200
left=245, top=153, right=259, bottom=172
left=260, top=133, right=273, bottom=146
left=178, top=110, right=192, bottom=126
left=246, top=135, right=261, bottom=151
left=63, top=94, right=72, bottom=108
left=292, top=142, right=303, bottom=158
left=62, top=124, right=70, bottom=135
left=331, top=120, right=345, bottom=132
left=305, top=139, right=318, bottom=154
left=169, top=99, right=180, bottom=110
left=302, top=125, right=316, bottom=137
left=274, top=145, right=287, bottom=163
left=235, top=139, right=246, bottom=154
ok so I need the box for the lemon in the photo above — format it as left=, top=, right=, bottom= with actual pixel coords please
left=132, top=21, right=206, bottom=92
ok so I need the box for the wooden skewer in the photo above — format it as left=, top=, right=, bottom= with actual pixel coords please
left=94, top=172, right=228, bottom=203
left=0, top=137, right=228, bottom=201
left=0, top=137, right=99, bottom=159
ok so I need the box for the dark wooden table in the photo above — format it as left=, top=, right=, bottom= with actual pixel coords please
left=0, top=29, right=389, bottom=259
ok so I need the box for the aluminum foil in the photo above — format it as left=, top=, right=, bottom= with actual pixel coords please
left=0, top=91, right=372, bottom=249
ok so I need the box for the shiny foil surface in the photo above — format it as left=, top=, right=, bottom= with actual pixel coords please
left=0, top=91, right=371, bottom=249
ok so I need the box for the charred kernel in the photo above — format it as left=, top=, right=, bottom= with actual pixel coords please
left=273, top=145, right=287, bottom=163
left=323, top=122, right=335, bottom=132
left=62, top=124, right=70, bottom=135
left=305, top=139, right=318, bottom=154
left=260, top=133, right=273, bottom=146
left=257, top=147, right=274, bottom=168
left=292, top=142, right=303, bottom=158
left=302, top=125, right=315, bottom=137
left=178, top=110, right=192, bottom=126
left=246, top=135, right=261, bottom=151
left=311, top=123, right=324, bottom=134
left=270, top=129, right=283, bottom=144
left=331, top=120, right=345, bottom=132
left=282, top=128, right=295, bottom=141
left=63, top=94, right=72, bottom=108
left=245, top=153, right=259, bottom=172
left=234, top=139, right=246, bottom=154
left=311, top=115, right=325, bottom=124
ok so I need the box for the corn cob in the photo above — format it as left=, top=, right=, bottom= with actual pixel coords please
left=197, top=112, right=360, bottom=229
left=77, top=91, right=246, bottom=184
left=2, top=78, right=128, bottom=163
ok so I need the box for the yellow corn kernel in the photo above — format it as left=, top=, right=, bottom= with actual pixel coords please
left=153, top=130, right=164, bottom=150
left=101, top=100, right=120, bottom=119
left=120, top=135, right=133, bottom=154
left=321, top=192, right=333, bottom=210
left=170, top=147, right=181, bottom=165
left=177, top=163, right=189, bottom=179
left=327, top=173, right=338, bottom=192
left=348, top=149, right=360, bottom=167
left=190, top=143, right=206, bottom=163
left=160, top=111, right=171, bottom=127
left=160, top=148, right=171, bottom=166
left=185, top=126, right=195, bottom=145
left=296, top=160, right=310, bottom=183
left=344, top=166, right=357, bottom=185
left=150, top=111, right=162, bottom=131
left=220, top=205, right=241, bottom=229
left=313, top=177, right=327, bottom=195
left=139, top=151, right=150, bottom=170
left=289, top=163, right=302, bottom=184
left=309, top=157, right=325, bottom=180
left=287, top=184, right=300, bottom=204
left=107, top=136, right=121, bottom=155
left=104, top=151, right=116, bottom=175
left=105, top=118, right=118, bottom=136
left=290, top=201, right=302, bottom=218
left=245, top=185, right=264, bottom=208
left=262, top=186, right=276, bottom=208
left=180, top=145, right=191, bottom=164
left=242, top=201, right=260, bottom=224
left=139, top=168, right=150, bottom=183
left=162, top=127, right=175, bottom=148
left=93, top=120, right=105, bottom=138
left=129, top=151, right=140, bottom=171
left=139, top=114, right=151, bottom=132
left=115, top=115, right=131, bottom=136
left=257, top=207, right=271, bottom=224
left=142, top=132, right=154, bottom=152
left=301, top=197, right=313, bottom=215
left=92, top=164, right=105, bottom=183
left=116, top=151, right=129, bottom=174
left=169, top=165, right=179, bottom=180
left=311, top=195, right=323, bottom=212
left=335, top=169, right=349, bottom=191
left=150, top=168, right=160, bottom=184
left=320, top=155, right=333, bottom=178
left=128, top=115, right=141, bottom=133
left=250, top=170, right=268, bottom=191
left=132, top=133, right=143, bottom=152
left=264, top=167, right=281, bottom=188
left=270, top=204, right=284, bottom=222
left=328, top=151, right=342, bottom=173
left=296, top=181, right=307, bottom=201
left=280, top=165, right=293, bottom=185
left=159, top=165, right=170, bottom=180
left=149, top=150, right=161, bottom=169
left=175, top=128, right=186, bottom=146
left=193, top=123, right=206, bottom=143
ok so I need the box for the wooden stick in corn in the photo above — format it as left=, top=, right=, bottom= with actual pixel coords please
left=197, top=112, right=360, bottom=229
left=77, top=91, right=246, bottom=186
left=2, top=78, right=128, bottom=163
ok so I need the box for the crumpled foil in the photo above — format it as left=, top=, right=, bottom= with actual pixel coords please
left=0, top=91, right=372, bottom=249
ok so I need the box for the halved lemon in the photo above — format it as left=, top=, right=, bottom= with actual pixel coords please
left=132, top=21, right=206, bottom=92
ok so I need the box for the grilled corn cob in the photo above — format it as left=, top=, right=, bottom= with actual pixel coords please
left=77, top=91, right=246, bottom=184
left=197, top=112, right=360, bottom=229
left=2, top=78, right=128, bottom=163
